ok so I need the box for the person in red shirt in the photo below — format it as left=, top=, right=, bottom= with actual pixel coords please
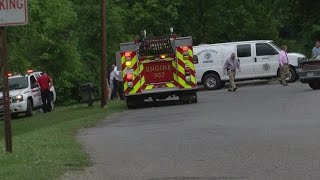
left=37, top=71, right=53, bottom=113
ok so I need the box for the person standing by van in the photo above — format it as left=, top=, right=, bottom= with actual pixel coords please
left=37, top=71, right=53, bottom=113
left=224, top=53, right=241, bottom=92
left=312, top=40, right=320, bottom=59
left=279, top=45, right=290, bottom=86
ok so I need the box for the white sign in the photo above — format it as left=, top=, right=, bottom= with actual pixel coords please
left=0, top=0, right=28, bottom=26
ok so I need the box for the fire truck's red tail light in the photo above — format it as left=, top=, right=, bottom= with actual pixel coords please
left=126, top=73, right=133, bottom=80
left=182, top=46, right=189, bottom=56
left=125, top=52, right=132, bottom=61
left=182, top=46, right=189, bottom=51
left=126, top=73, right=134, bottom=88
left=125, top=52, right=132, bottom=57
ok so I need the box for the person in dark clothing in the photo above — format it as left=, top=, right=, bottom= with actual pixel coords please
left=37, top=72, right=53, bottom=113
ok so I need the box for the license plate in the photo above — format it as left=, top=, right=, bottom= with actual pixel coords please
left=307, top=72, right=314, bottom=77
left=143, top=61, right=175, bottom=84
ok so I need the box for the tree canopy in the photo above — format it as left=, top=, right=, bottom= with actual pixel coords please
left=6, top=0, right=320, bottom=103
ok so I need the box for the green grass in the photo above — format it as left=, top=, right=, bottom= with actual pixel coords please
left=0, top=101, right=126, bottom=180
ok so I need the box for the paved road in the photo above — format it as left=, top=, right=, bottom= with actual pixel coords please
left=63, top=83, right=320, bottom=180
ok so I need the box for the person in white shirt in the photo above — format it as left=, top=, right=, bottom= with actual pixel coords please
left=109, top=65, right=116, bottom=91
left=110, top=65, right=124, bottom=100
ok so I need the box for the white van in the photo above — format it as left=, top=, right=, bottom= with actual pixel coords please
left=194, top=40, right=306, bottom=90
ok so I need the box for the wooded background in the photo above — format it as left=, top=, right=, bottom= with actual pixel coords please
left=7, top=0, right=320, bottom=103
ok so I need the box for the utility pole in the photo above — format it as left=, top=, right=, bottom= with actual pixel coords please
left=101, top=0, right=108, bottom=108
left=0, top=27, right=12, bottom=153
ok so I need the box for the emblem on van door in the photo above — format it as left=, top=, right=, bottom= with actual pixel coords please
left=197, top=49, right=217, bottom=63
left=197, top=49, right=218, bottom=56
left=262, top=63, right=270, bottom=71
left=204, top=52, right=212, bottom=60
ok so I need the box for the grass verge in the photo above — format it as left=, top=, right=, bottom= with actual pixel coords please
left=0, top=101, right=126, bottom=180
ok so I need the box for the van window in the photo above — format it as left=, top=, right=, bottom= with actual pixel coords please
left=256, top=43, right=278, bottom=56
left=30, top=75, right=38, bottom=89
left=237, top=44, right=251, bottom=57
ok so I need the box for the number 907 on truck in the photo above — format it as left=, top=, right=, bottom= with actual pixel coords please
left=116, top=32, right=198, bottom=108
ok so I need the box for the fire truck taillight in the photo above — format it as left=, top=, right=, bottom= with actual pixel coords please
left=126, top=73, right=134, bottom=88
left=125, top=52, right=132, bottom=61
left=185, top=65, right=191, bottom=82
left=182, top=46, right=189, bottom=56
left=182, top=46, right=190, bottom=59
left=127, top=73, right=133, bottom=80
left=125, top=52, right=131, bottom=57
left=182, top=46, right=189, bottom=51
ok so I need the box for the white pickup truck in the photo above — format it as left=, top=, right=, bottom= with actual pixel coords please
left=0, top=71, right=56, bottom=117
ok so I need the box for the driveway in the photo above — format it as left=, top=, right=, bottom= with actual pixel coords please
left=63, top=83, right=320, bottom=180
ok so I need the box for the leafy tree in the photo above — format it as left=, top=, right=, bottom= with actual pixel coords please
left=5, top=0, right=320, bottom=104
left=8, top=0, right=85, bottom=102
left=176, top=0, right=280, bottom=44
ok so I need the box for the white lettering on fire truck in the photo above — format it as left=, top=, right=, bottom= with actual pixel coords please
left=145, top=64, right=171, bottom=73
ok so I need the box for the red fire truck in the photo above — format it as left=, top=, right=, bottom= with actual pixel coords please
left=117, top=31, right=197, bottom=108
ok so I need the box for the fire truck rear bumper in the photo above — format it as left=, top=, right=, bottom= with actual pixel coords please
left=125, top=87, right=197, bottom=96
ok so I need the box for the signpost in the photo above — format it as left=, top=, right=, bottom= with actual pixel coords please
left=0, top=0, right=28, bottom=153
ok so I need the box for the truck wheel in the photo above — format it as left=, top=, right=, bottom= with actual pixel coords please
left=203, top=73, right=221, bottom=90
left=286, top=66, right=296, bottom=83
left=126, top=98, right=134, bottom=109
left=309, top=82, right=320, bottom=90
left=191, top=91, right=198, bottom=103
left=180, top=90, right=197, bottom=104
left=26, top=99, right=33, bottom=117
